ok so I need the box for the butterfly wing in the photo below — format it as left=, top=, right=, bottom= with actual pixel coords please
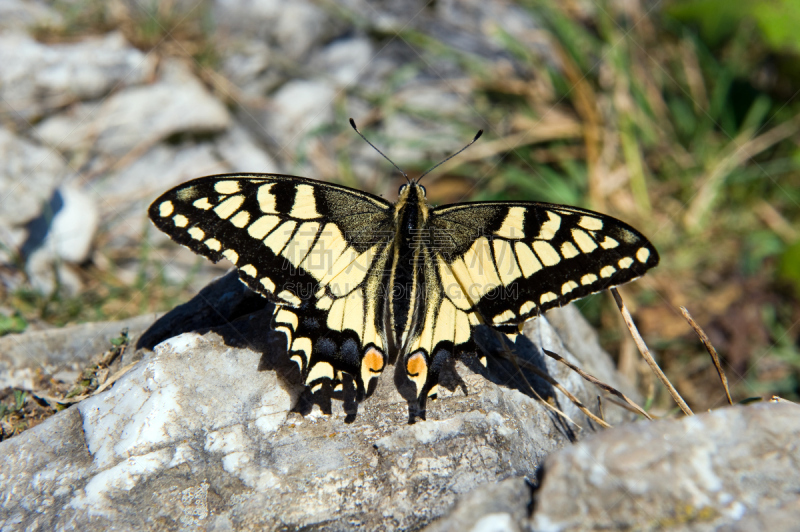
left=149, top=173, right=395, bottom=402
left=431, top=201, right=659, bottom=324
left=396, top=201, right=659, bottom=414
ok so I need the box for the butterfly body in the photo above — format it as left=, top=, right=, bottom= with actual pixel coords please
left=150, top=174, right=658, bottom=422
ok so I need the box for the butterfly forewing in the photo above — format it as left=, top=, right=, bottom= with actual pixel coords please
left=430, top=201, right=659, bottom=327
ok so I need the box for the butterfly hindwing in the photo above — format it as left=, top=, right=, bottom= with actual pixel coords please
left=149, top=174, right=395, bottom=399
left=396, top=244, right=477, bottom=407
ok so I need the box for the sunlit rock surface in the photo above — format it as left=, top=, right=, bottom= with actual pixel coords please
left=0, top=272, right=624, bottom=530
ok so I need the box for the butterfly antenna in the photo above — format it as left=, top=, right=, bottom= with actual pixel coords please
left=349, top=118, right=410, bottom=183
left=416, top=129, right=483, bottom=184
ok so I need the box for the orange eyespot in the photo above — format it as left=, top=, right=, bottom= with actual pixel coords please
left=364, top=348, right=384, bottom=373
left=406, top=352, right=427, bottom=377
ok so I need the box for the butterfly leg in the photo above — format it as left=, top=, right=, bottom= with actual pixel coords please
left=340, top=372, right=359, bottom=423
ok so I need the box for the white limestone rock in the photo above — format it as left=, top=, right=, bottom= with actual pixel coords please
left=0, top=32, right=156, bottom=122
left=264, top=79, right=336, bottom=152
left=0, top=0, right=61, bottom=30
left=23, top=184, right=99, bottom=294
left=218, top=39, right=275, bottom=94
left=394, top=82, right=471, bottom=116
left=0, top=126, right=67, bottom=235
left=311, top=36, right=375, bottom=88
left=424, top=403, right=800, bottom=532
left=529, top=401, right=800, bottom=531
left=34, top=59, right=230, bottom=158
left=0, top=289, right=625, bottom=529
left=213, top=0, right=338, bottom=60
left=37, top=185, right=97, bottom=263
left=427, top=486, right=529, bottom=532
left=271, top=1, right=329, bottom=60
left=214, top=123, right=280, bottom=173
left=382, top=113, right=462, bottom=165
left=0, top=314, right=158, bottom=391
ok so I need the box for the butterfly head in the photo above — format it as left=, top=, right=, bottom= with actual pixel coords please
left=398, top=182, right=426, bottom=199
left=395, top=181, right=430, bottom=222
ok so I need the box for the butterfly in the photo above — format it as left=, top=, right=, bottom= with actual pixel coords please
left=149, top=123, right=658, bottom=423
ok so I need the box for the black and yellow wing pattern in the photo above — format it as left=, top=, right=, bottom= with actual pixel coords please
left=149, top=174, right=658, bottom=422
left=149, top=175, right=396, bottom=402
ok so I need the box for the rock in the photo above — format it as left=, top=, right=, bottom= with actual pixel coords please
left=543, top=304, right=638, bottom=398
left=422, top=477, right=531, bottom=532
left=529, top=401, right=800, bottom=531
left=22, top=184, right=98, bottom=264
left=311, top=36, right=374, bottom=87
left=213, top=0, right=340, bottom=60
left=333, top=0, right=431, bottom=33
left=218, top=39, right=274, bottom=94
left=0, top=0, right=61, bottom=30
left=0, top=126, right=67, bottom=236
left=333, top=0, right=549, bottom=69
left=395, top=82, right=470, bottom=116
left=21, top=184, right=99, bottom=294
left=34, top=59, right=230, bottom=158
left=434, top=0, right=543, bottom=56
left=264, top=79, right=336, bottom=151
left=0, top=314, right=159, bottom=390
left=425, top=402, right=800, bottom=531
left=0, top=407, right=93, bottom=527
left=214, top=123, right=280, bottom=173
left=95, top=143, right=226, bottom=201
left=0, top=331, right=551, bottom=530
left=135, top=270, right=270, bottom=352
left=382, top=113, right=462, bottom=165
left=272, top=1, right=329, bottom=60
left=0, top=269, right=633, bottom=529
left=0, top=32, right=156, bottom=122
left=0, top=126, right=86, bottom=291
left=212, top=0, right=288, bottom=38
left=85, top=141, right=232, bottom=296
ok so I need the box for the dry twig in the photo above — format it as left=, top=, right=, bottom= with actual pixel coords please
left=497, top=337, right=611, bottom=429
left=37, top=361, right=138, bottom=406
left=513, top=366, right=584, bottom=430
left=679, top=306, right=733, bottom=405
left=597, top=396, right=605, bottom=423
left=611, top=287, right=694, bottom=416
left=542, top=348, right=653, bottom=420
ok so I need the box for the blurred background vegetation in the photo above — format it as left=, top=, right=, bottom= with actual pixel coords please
left=3, top=0, right=799, bottom=415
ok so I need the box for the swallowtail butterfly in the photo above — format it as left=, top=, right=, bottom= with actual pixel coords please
left=149, top=124, right=658, bottom=422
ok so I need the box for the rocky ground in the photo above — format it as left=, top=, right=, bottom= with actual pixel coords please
left=1, top=1, right=799, bottom=530
left=2, top=272, right=797, bottom=530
